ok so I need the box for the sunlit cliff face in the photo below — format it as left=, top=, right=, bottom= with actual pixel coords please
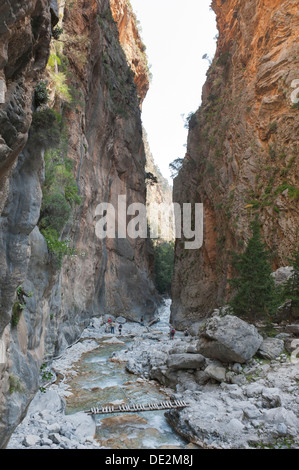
left=171, top=0, right=299, bottom=327
left=110, top=0, right=150, bottom=103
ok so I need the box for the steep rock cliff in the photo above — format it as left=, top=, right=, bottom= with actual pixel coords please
left=0, top=0, right=57, bottom=447
left=110, top=0, right=150, bottom=103
left=171, top=0, right=299, bottom=328
left=0, top=0, right=158, bottom=448
left=143, top=128, right=174, bottom=242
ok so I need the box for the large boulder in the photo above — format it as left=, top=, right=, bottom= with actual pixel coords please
left=257, top=337, right=285, bottom=360
left=166, top=353, right=206, bottom=370
left=65, top=412, right=96, bottom=440
left=28, top=390, right=66, bottom=414
left=196, top=315, right=263, bottom=364
left=204, top=363, right=227, bottom=382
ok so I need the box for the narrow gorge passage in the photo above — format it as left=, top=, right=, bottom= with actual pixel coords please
left=1, top=0, right=298, bottom=452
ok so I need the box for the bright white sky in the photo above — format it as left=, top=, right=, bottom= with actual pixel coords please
left=129, top=0, right=218, bottom=183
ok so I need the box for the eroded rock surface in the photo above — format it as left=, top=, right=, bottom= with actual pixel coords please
left=171, top=0, right=299, bottom=328
left=196, top=315, right=263, bottom=364
left=0, top=0, right=159, bottom=448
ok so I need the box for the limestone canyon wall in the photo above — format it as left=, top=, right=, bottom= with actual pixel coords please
left=110, top=0, right=150, bottom=103
left=171, top=0, right=299, bottom=328
left=0, top=0, right=158, bottom=447
left=143, top=128, right=174, bottom=242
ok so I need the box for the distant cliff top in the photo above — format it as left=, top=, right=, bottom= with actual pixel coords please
left=110, top=0, right=151, bottom=103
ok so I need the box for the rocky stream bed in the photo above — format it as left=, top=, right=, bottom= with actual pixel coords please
left=6, top=299, right=299, bottom=450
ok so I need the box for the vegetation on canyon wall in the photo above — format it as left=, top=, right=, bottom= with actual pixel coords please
left=31, top=76, right=80, bottom=266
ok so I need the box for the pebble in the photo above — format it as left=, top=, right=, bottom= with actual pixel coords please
left=23, top=435, right=40, bottom=447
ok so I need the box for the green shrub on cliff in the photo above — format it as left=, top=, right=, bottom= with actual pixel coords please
left=34, top=81, right=49, bottom=107
left=41, top=192, right=71, bottom=233
left=30, top=108, right=61, bottom=149
left=39, top=136, right=81, bottom=266
left=40, top=227, right=76, bottom=266
left=11, top=286, right=33, bottom=327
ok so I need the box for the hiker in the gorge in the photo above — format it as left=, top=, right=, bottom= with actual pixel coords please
left=118, top=323, right=122, bottom=335
left=110, top=321, right=115, bottom=334
left=170, top=326, right=175, bottom=340
left=140, top=316, right=144, bottom=326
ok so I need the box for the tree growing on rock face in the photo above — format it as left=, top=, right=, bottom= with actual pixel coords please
left=229, top=218, right=277, bottom=320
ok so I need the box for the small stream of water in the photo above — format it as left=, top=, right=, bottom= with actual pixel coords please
left=62, top=300, right=195, bottom=449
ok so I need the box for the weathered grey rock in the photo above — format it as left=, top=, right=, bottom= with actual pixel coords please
left=65, top=412, right=96, bottom=440
left=49, top=433, right=61, bottom=445
left=46, top=423, right=61, bottom=434
left=225, top=418, right=244, bottom=434
left=232, top=363, right=242, bottom=374
left=50, top=0, right=59, bottom=25
left=186, top=344, right=198, bottom=354
left=23, top=435, right=40, bottom=447
left=188, top=321, right=206, bottom=337
left=28, top=390, right=66, bottom=415
left=148, top=318, right=160, bottom=327
left=90, top=317, right=104, bottom=329
left=230, top=374, right=247, bottom=386
left=167, top=353, right=206, bottom=370
left=59, top=438, right=73, bottom=449
left=197, top=315, right=263, bottom=364
left=285, top=324, right=299, bottom=336
left=167, top=370, right=199, bottom=392
left=40, top=437, right=53, bottom=446
left=244, top=383, right=264, bottom=398
left=285, top=338, right=299, bottom=356
left=261, top=388, right=282, bottom=408
left=258, top=337, right=285, bottom=360
left=271, top=266, right=294, bottom=286
left=169, top=345, right=188, bottom=355
left=262, top=407, right=299, bottom=429
left=39, top=410, right=56, bottom=423
left=194, top=370, right=210, bottom=385
left=225, top=371, right=237, bottom=384
left=277, top=423, right=288, bottom=436
left=205, top=363, right=227, bottom=382
left=243, top=406, right=262, bottom=420
left=116, top=316, right=127, bottom=324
